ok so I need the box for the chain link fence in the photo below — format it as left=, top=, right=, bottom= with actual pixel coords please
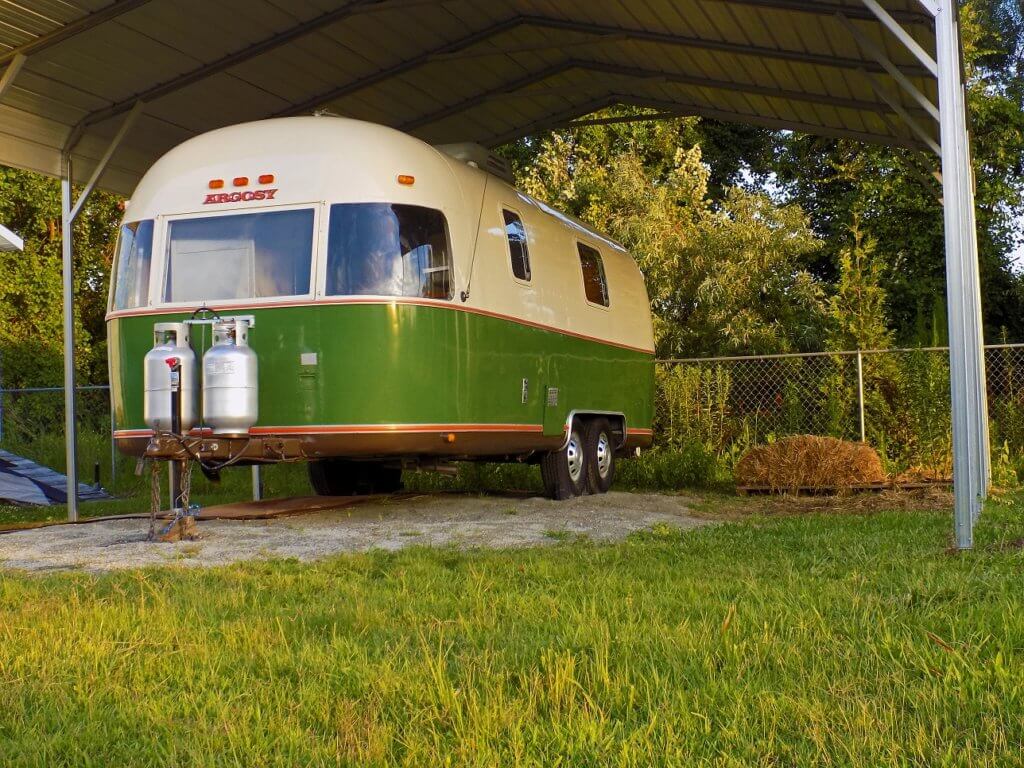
left=3, top=343, right=1024, bottom=490
left=656, top=344, right=1024, bottom=477
left=0, top=385, right=123, bottom=491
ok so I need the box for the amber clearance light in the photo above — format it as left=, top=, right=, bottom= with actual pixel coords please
left=397, top=174, right=415, bottom=186
left=208, top=179, right=224, bottom=189
left=233, top=176, right=249, bottom=187
left=258, top=174, right=275, bottom=184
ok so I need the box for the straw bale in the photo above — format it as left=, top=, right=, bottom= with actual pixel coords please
left=735, top=435, right=886, bottom=492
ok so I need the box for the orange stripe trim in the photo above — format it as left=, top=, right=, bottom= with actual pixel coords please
left=105, top=297, right=655, bottom=355
left=114, top=423, right=545, bottom=439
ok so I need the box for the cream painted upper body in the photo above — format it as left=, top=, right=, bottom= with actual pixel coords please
left=111, top=116, right=655, bottom=354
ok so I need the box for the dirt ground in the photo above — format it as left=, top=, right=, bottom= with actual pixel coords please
left=0, top=491, right=709, bottom=573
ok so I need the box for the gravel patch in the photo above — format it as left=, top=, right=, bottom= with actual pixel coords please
left=0, top=492, right=708, bottom=573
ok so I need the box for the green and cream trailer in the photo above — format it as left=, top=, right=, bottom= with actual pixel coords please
left=108, top=117, right=655, bottom=499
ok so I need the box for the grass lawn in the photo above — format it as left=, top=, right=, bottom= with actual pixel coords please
left=1, top=492, right=1023, bottom=766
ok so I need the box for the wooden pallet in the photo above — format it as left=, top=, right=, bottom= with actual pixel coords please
left=736, top=480, right=952, bottom=496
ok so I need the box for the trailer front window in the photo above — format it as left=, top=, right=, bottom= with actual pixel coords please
left=326, top=204, right=452, bottom=299
left=163, top=208, right=314, bottom=303
left=111, top=219, right=154, bottom=310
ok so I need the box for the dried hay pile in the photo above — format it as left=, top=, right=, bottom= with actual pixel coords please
left=736, top=435, right=886, bottom=493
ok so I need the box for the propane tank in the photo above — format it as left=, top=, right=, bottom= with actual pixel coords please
left=144, top=322, right=198, bottom=432
left=202, top=318, right=258, bottom=435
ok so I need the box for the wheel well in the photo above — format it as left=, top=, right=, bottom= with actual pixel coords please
left=570, top=412, right=627, bottom=449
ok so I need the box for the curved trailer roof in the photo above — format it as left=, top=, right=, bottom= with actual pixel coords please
left=0, top=0, right=989, bottom=549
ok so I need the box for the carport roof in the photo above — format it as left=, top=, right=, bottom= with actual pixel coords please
left=0, top=0, right=939, bottom=195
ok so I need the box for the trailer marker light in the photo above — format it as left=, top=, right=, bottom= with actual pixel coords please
left=397, top=174, right=415, bottom=186
left=258, top=174, right=275, bottom=184
left=208, top=179, right=224, bottom=189
left=233, top=176, right=249, bottom=187
left=445, top=432, right=456, bottom=443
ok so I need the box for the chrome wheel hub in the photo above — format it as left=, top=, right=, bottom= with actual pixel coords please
left=567, top=432, right=583, bottom=482
left=596, top=432, right=611, bottom=477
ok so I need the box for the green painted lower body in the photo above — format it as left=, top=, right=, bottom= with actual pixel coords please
left=109, top=303, right=654, bottom=458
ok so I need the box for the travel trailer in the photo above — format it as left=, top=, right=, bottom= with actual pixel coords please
left=107, top=117, right=655, bottom=499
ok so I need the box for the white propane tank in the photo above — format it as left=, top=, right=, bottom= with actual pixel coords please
left=202, top=318, right=258, bottom=436
left=144, top=322, right=198, bottom=432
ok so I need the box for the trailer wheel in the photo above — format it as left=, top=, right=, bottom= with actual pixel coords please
left=308, top=460, right=403, bottom=495
left=541, top=421, right=588, bottom=499
left=584, top=418, right=616, bottom=494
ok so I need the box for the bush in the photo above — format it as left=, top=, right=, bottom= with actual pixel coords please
left=615, top=443, right=725, bottom=490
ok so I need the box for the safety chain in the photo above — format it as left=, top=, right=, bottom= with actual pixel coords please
left=148, top=459, right=197, bottom=541
left=148, top=459, right=160, bottom=541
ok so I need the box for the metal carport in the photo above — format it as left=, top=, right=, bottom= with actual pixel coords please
left=0, top=0, right=988, bottom=547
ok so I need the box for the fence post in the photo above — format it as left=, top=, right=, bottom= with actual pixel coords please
left=856, top=350, right=866, bottom=443
left=252, top=465, right=263, bottom=501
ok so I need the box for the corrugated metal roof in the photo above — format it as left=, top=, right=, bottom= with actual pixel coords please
left=0, top=0, right=939, bottom=194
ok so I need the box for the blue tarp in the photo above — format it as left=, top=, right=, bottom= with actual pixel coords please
left=0, top=449, right=110, bottom=505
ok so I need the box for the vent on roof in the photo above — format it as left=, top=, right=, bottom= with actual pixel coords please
left=434, top=143, right=514, bottom=184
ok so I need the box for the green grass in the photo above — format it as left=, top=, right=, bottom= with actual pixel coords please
left=2, top=493, right=1024, bottom=765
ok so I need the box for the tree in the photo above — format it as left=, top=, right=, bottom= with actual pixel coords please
left=827, top=222, right=894, bottom=352
left=517, top=127, right=826, bottom=358
left=772, top=0, right=1024, bottom=344
left=0, top=166, right=122, bottom=388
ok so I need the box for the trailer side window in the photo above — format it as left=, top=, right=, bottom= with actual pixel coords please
left=502, top=209, right=531, bottom=281
left=111, top=219, right=154, bottom=310
left=326, top=203, right=452, bottom=300
left=164, top=208, right=314, bottom=302
left=577, top=242, right=609, bottom=307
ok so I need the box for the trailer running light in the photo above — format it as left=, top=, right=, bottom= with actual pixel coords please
left=208, top=179, right=224, bottom=189
left=445, top=432, right=456, bottom=443
left=397, top=174, right=415, bottom=186
left=232, top=176, right=249, bottom=187
left=258, top=174, right=275, bottom=184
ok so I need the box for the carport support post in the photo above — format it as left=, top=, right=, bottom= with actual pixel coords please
left=58, top=161, right=88, bottom=524
left=935, top=0, right=989, bottom=549
left=60, top=153, right=79, bottom=523
left=59, top=101, right=144, bottom=522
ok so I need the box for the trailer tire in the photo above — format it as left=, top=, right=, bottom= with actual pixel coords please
left=584, top=418, right=616, bottom=494
left=541, top=420, right=588, bottom=499
left=308, top=460, right=403, bottom=495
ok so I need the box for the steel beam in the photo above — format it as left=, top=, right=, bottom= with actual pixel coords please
left=523, top=17, right=930, bottom=77
left=400, top=62, right=573, bottom=132
left=277, top=16, right=524, bottom=117
left=838, top=12, right=940, bottom=121
left=935, top=0, right=988, bottom=548
left=859, top=0, right=939, bottom=76
left=279, top=14, right=930, bottom=118
left=403, top=59, right=926, bottom=146
left=486, top=94, right=618, bottom=146
left=0, top=0, right=154, bottom=68
left=70, top=101, right=144, bottom=220
left=862, top=70, right=941, bottom=155
left=615, top=94, right=920, bottom=149
left=80, top=0, right=448, bottom=128
left=0, top=53, right=26, bottom=101
left=707, top=0, right=935, bottom=25
left=580, top=60, right=925, bottom=116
